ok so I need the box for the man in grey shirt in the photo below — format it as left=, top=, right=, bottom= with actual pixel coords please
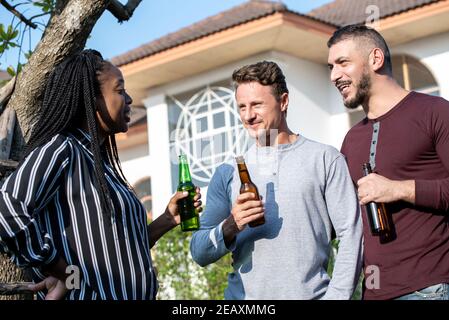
left=190, top=61, right=362, bottom=299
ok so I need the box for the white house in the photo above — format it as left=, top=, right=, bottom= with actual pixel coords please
left=111, top=0, right=449, bottom=219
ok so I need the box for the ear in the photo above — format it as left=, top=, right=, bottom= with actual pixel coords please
left=370, top=48, right=385, bottom=72
left=280, top=93, right=289, bottom=113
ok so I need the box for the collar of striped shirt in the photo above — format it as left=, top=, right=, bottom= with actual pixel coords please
left=65, top=128, right=96, bottom=157
left=71, top=128, right=92, bottom=144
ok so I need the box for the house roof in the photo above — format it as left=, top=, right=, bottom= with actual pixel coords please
left=110, top=0, right=329, bottom=67
left=111, top=0, right=445, bottom=67
left=0, top=70, right=10, bottom=81
left=308, top=0, right=443, bottom=26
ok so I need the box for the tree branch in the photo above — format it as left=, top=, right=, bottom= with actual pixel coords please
left=107, top=0, right=143, bottom=22
left=0, top=76, right=16, bottom=111
left=0, top=282, right=34, bottom=295
left=29, top=12, right=51, bottom=21
left=0, top=0, right=38, bottom=29
left=0, top=106, right=16, bottom=160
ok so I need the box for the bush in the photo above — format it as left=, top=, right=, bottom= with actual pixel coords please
left=152, top=226, right=232, bottom=300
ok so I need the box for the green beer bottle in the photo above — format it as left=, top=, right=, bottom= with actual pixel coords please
left=177, top=154, right=200, bottom=231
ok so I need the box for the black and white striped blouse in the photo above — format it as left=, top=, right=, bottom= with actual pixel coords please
left=0, top=128, right=157, bottom=300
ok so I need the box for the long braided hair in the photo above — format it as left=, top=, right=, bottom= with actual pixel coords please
left=23, top=49, right=132, bottom=218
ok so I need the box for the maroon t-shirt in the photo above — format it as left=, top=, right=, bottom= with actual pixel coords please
left=341, top=91, right=449, bottom=300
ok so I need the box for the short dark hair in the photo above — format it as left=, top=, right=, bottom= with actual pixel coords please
left=232, top=61, right=289, bottom=101
left=327, top=24, right=392, bottom=74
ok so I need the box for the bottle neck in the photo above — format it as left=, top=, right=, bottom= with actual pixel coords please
left=362, top=163, right=372, bottom=176
left=237, top=163, right=251, bottom=184
left=179, top=156, right=192, bottom=183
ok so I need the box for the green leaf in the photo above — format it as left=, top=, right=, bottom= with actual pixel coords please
left=34, top=0, right=55, bottom=13
left=6, top=66, right=16, bottom=77
left=9, top=42, right=18, bottom=48
left=11, top=30, right=19, bottom=40
left=24, top=50, right=33, bottom=60
left=0, top=24, right=6, bottom=40
left=153, top=220, right=231, bottom=299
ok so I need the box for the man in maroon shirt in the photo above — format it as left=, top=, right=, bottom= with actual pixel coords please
left=327, top=24, right=449, bottom=300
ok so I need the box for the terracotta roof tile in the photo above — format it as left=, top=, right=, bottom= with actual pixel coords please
left=308, top=0, right=443, bottom=26
left=112, top=0, right=444, bottom=66
left=111, top=0, right=294, bottom=66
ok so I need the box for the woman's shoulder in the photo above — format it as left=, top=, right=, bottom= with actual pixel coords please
left=20, top=132, right=73, bottom=166
left=29, top=130, right=88, bottom=159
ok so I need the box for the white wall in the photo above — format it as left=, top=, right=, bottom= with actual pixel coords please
left=276, top=52, right=342, bottom=147
left=392, top=31, right=449, bottom=100
left=119, top=144, right=149, bottom=163
left=120, top=154, right=151, bottom=185
left=149, top=51, right=345, bottom=148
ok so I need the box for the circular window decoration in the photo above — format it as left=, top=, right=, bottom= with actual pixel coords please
left=170, top=86, right=249, bottom=183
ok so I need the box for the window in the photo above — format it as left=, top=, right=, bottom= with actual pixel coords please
left=392, top=55, right=440, bottom=96
left=167, top=82, right=249, bottom=188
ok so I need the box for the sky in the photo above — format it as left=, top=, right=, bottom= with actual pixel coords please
left=0, top=0, right=333, bottom=69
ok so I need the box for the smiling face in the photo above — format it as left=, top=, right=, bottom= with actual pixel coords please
left=235, top=81, right=288, bottom=139
left=328, top=39, right=372, bottom=109
left=95, top=63, right=133, bottom=135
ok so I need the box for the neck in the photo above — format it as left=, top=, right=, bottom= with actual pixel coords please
left=79, top=120, right=107, bottom=145
left=362, top=76, right=410, bottom=119
left=255, top=120, right=297, bottom=147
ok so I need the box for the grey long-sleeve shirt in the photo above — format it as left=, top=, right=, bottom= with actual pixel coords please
left=190, top=135, right=363, bottom=299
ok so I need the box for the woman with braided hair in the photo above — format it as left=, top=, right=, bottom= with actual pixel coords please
left=0, top=49, right=202, bottom=300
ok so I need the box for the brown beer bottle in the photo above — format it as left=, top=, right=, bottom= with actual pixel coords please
left=362, top=163, right=396, bottom=244
left=235, top=156, right=265, bottom=227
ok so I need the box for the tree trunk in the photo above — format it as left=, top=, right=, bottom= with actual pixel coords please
left=0, top=162, right=30, bottom=300
left=0, top=255, right=33, bottom=300
left=0, top=0, right=111, bottom=299
left=8, top=0, right=111, bottom=160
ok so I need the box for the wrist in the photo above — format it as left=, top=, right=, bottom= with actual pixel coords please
left=162, top=209, right=178, bottom=229
left=396, top=180, right=415, bottom=204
